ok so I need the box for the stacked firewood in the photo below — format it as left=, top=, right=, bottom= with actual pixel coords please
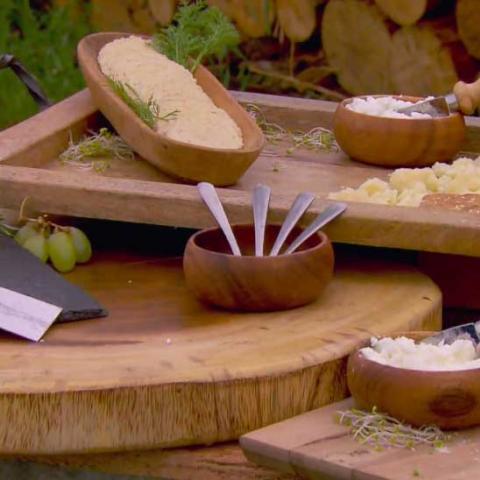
left=87, top=0, right=480, bottom=97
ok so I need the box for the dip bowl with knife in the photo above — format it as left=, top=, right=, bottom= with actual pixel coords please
left=333, top=78, right=480, bottom=168
left=347, top=323, right=480, bottom=430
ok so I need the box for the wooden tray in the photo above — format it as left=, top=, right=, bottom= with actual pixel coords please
left=241, top=398, right=480, bottom=480
left=0, top=244, right=440, bottom=454
left=1, top=89, right=480, bottom=256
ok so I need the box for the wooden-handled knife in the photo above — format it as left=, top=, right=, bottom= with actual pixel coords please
left=398, top=78, right=480, bottom=117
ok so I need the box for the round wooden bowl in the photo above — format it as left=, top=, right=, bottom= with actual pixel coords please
left=334, top=96, right=466, bottom=168
left=347, top=331, right=480, bottom=429
left=183, top=224, right=334, bottom=312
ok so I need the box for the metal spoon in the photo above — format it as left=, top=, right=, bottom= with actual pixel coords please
left=252, top=184, right=271, bottom=256
left=284, top=202, right=347, bottom=255
left=197, top=182, right=241, bottom=256
left=269, top=192, right=315, bottom=256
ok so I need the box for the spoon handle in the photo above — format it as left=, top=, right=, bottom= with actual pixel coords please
left=285, top=202, right=347, bottom=255
left=269, top=192, right=315, bottom=256
left=197, top=182, right=241, bottom=256
left=253, top=184, right=271, bottom=256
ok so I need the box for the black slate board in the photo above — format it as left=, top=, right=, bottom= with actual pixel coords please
left=0, top=233, right=107, bottom=322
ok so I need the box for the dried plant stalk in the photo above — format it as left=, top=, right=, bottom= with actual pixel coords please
left=337, top=407, right=450, bottom=451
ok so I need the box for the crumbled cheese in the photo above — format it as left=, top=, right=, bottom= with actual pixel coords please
left=98, top=36, right=243, bottom=150
left=346, top=96, right=433, bottom=119
left=329, top=156, right=480, bottom=207
left=361, top=336, right=480, bottom=371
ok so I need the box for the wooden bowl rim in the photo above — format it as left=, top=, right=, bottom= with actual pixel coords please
left=187, top=223, right=331, bottom=260
left=338, top=95, right=464, bottom=123
left=352, top=331, right=480, bottom=376
left=78, top=32, right=265, bottom=154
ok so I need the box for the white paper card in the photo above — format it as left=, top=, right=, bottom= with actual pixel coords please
left=0, top=287, right=62, bottom=341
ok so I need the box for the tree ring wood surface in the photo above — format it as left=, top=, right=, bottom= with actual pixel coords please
left=0, top=251, right=441, bottom=454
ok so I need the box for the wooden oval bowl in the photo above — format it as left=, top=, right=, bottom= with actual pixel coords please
left=334, top=96, right=466, bottom=168
left=347, top=331, right=480, bottom=429
left=183, top=224, right=334, bottom=312
left=77, top=32, right=265, bottom=186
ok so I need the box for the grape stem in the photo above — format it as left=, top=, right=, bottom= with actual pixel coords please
left=23, top=215, right=70, bottom=233
left=15, top=197, right=72, bottom=235
left=17, top=196, right=32, bottom=224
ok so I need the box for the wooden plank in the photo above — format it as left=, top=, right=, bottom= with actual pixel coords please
left=0, top=91, right=100, bottom=168
left=2, top=90, right=480, bottom=257
left=3, top=161, right=480, bottom=256
left=241, top=398, right=480, bottom=480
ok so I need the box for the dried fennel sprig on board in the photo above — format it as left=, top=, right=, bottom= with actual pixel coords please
left=60, top=128, right=134, bottom=172
left=337, top=406, right=450, bottom=451
left=245, top=103, right=338, bottom=157
left=290, top=127, right=338, bottom=153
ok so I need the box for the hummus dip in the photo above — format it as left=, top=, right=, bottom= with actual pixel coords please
left=98, top=36, right=243, bottom=150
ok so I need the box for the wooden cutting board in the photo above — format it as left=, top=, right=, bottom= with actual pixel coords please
left=240, top=398, right=480, bottom=480
left=2, top=90, right=480, bottom=256
left=0, top=248, right=440, bottom=455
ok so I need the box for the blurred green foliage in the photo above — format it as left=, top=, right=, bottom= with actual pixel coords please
left=0, top=0, right=91, bottom=129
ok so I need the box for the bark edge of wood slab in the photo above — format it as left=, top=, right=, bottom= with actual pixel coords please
left=183, top=224, right=334, bottom=311
left=0, top=253, right=440, bottom=454
left=347, top=331, right=480, bottom=430
left=334, top=95, right=466, bottom=168
left=77, top=32, right=265, bottom=186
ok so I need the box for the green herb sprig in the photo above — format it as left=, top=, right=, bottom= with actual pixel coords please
left=158, top=109, right=180, bottom=121
left=109, top=80, right=160, bottom=129
left=109, top=79, right=179, bottom=129
left=151, top=0, right=240, bottom=72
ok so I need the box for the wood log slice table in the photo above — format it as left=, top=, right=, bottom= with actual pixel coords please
left=0, top=221, right=441, bottom=457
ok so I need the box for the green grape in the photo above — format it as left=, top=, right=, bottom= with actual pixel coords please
left=68, top=227, right=92, bottom=263
left=14, top=222, right=38, bottom=246
left=23, top=233, right=48, bottom=262
left=47, top=231, right=76, bottom=273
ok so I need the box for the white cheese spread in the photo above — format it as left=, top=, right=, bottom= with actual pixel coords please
left=361, top=336, right=480, bottom=371
left=346, top=96, right=433, bottom=119
left=98, top=36, right=243, bottom=150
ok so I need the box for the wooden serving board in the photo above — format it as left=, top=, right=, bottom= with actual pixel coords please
left=1, top=90, right=480, bottom=256
left=0, top=247, right=440, bottom=455
left=240, top=398, right=480, bottom=480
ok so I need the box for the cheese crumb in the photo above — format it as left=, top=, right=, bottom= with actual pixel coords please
left=346, top=96, right=433, bottom=119
left=361, top=336, right=480, bottom=371
left=329, top=156, right=480, bottom=207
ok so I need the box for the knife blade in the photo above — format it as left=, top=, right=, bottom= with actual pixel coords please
left=421, top=322, right=480, bottom=346
left=398, top=78, right=480, bottom=117
left=397, top=93, right=458, bottom=118
left=0, top=287, right=61, bottom=341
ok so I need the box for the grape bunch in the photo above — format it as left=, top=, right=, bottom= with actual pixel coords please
left=14, top=218, right=92, bottom=273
